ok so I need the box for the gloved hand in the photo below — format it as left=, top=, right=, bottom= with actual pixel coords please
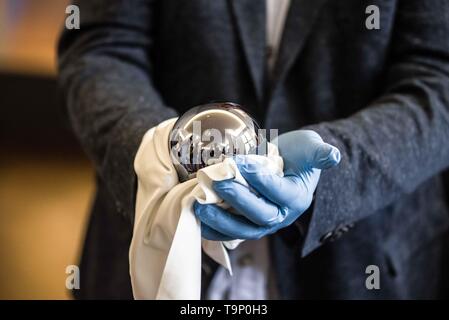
left=194, top=130, right=341, bottom=241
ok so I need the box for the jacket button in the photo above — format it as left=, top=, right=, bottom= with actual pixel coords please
left=320, top=231, right=334, bottom=243
left=202, top=263, right=212, bottom=275
left=238, top=253, right=253, bottom=267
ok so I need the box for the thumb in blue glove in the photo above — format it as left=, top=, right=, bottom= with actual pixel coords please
left=194, top=130, right=341, bottom=241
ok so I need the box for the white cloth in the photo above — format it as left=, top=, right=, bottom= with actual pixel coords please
left=129, top=118, right=283, bottom=299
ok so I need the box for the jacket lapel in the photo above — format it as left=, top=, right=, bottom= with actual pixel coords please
left=228, top=0, right=329, bottom=100
left=271, top=0, right=328, bottom=87
left=228, top=0, right=266, bottom=102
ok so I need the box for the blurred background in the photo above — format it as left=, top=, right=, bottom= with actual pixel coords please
left=0, top=0, right=93, bottom=299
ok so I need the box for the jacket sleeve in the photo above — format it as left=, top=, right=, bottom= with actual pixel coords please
left=301, top=0, right=449, bottom=255
left=58, top=0, right=177, bottom=224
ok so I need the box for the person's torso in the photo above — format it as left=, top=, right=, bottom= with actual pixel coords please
left=151, top=0, right=396, bottom=130
left=80, top=0, right=449, bottom=299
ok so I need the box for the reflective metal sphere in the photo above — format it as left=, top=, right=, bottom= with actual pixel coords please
left=169, top=102, right=261, bottom=182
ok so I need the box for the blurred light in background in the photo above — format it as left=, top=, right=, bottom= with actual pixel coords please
left=0, top=0, right=93, bottom=299
left=0, top=0, right=67, bottom=75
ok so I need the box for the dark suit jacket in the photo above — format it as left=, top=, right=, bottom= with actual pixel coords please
left=58, top=0, right=449, bottom=299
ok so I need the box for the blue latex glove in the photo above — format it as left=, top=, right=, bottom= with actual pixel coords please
left=194, top=130, right=341, bottom=241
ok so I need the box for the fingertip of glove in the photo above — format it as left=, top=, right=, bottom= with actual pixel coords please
left=193, top=201, right=202, bottom=215
left=212, top=180, right=237, bottom=199
left=212, top=179, right=232, bottom=189
left=331, top=147, right=341, bottom=164
left=320, top=146, right=341, bottom=168
left=312, top=143, right=341, bottom=169
left=328, top=147, right=341, bottom=165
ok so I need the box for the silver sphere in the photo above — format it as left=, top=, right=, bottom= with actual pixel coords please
left=169, top=102, right=262, bottom=182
